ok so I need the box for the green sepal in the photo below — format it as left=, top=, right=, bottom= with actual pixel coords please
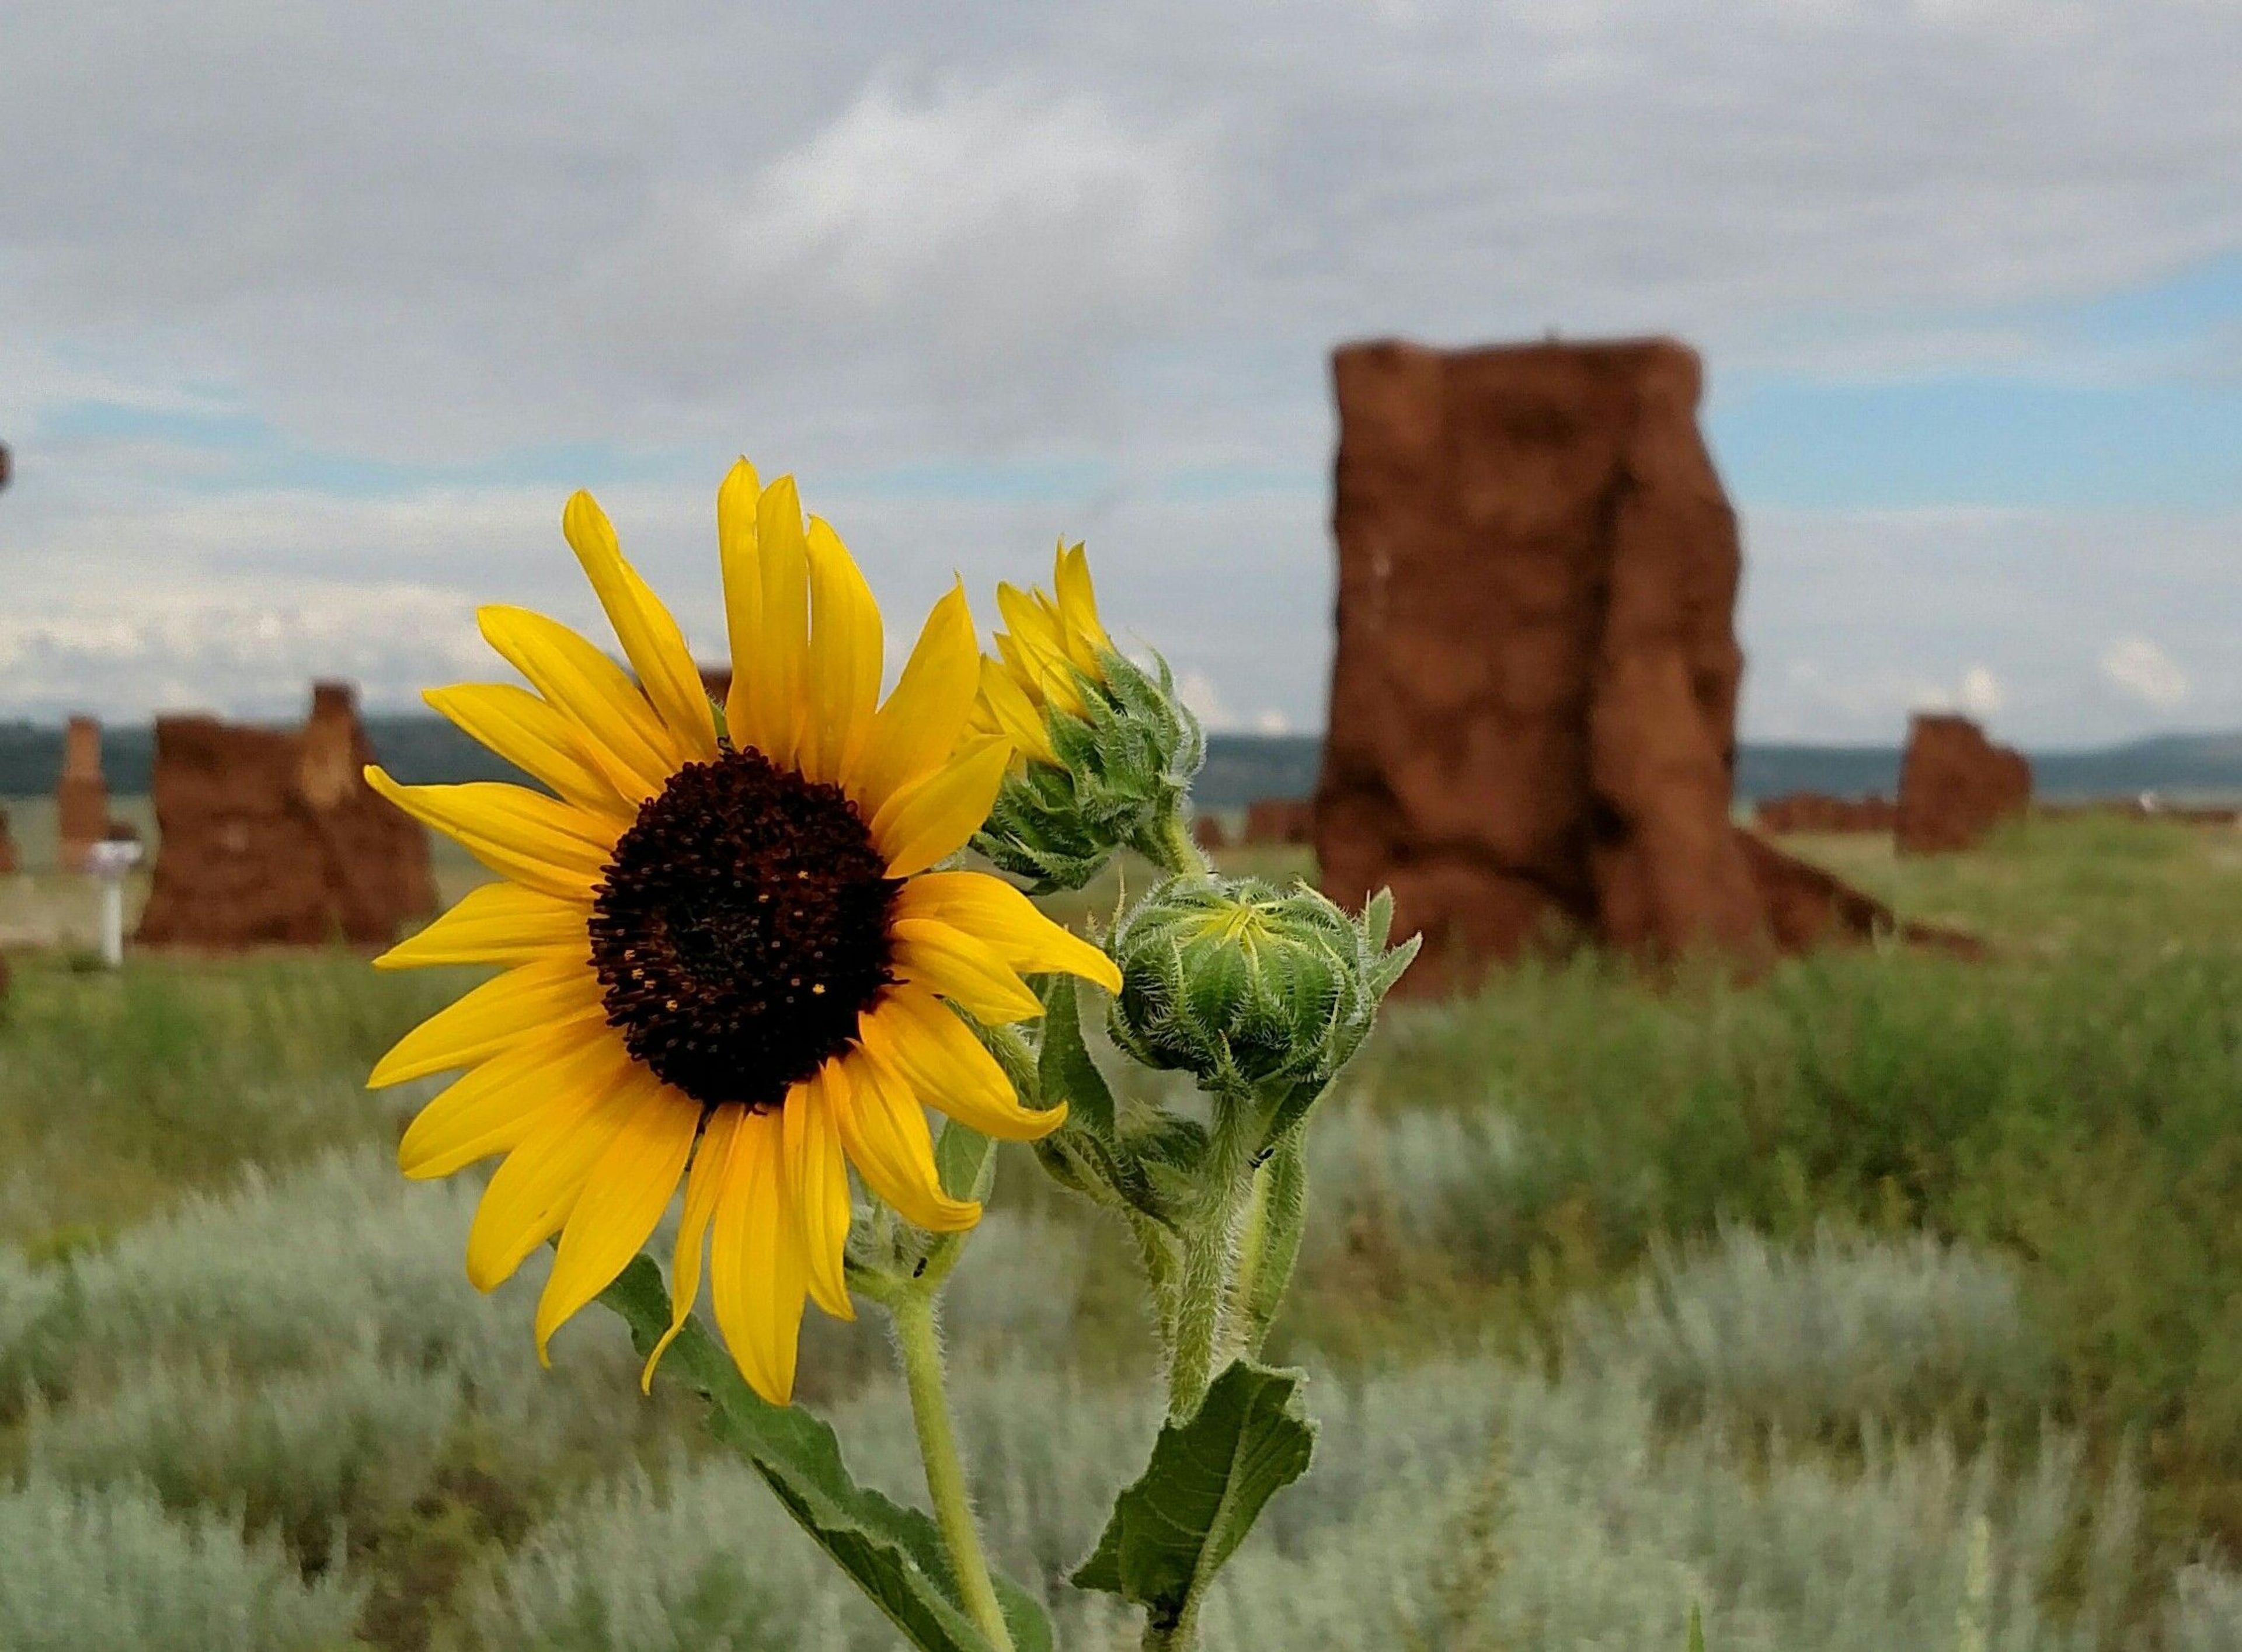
left=600, top=1258, right=1052, bottom=1652
left=973, top=647, right=1204, bottom=893
left=1688, top=1601, right=1707, bottom=1652
left=1036, top=973, right=1117, bottom=1141
left=934, top=1119, right=999, bottom=1205
left=1071, top=1360, right=1316, bottom=1627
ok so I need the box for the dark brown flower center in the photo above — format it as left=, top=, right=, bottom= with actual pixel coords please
left=589, top=748, right=898, bottom=1110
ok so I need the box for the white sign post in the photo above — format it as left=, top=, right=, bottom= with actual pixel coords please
left=84, top=838, right=143, bottom=968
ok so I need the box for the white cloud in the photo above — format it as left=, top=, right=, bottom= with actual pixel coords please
left=1905, top=665, right=2002, bottom=719
left=1175, top=668, right=1235, bottom=731
left=1958, top=665, right=2004, bottom=718
left=741, top=81, right=1202, bottom=311
left=1740, top=508, right=2242, bottom=744
left=2100, top=634, right=2191, bottom=709
left=0, top=585, right=489, bottom=722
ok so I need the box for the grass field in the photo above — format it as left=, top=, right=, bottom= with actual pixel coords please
left=5, top=813, right=2242, bottom=1648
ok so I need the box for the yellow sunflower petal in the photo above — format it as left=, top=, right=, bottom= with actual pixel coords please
left=868, top=737, right=1011, bottom=878
left=1053, top=541, right=1113, bottom=667
left=994, top=621, right=1087, bottom=721
left=731, top=475, right=811, bottom=769
left=784, top=1067, right=857, bottom=1321
left=398, top=1021, right=629, bottom=1180
left=364, top=768, right=611, bottom=902
left=831, top=1048, right=981, bottom=1232
left=893, top=871, right=1120, bottom=991
left=423, top=683, right=635, bottom=824
left=890, top=916, right=1044, bottom=1023
left=375, top=881, right=590, bottom=971
left=710, top=1108, right=809, bottom=1405
left=642, top=1102, right=746, bottom=1392
left=798, top=515, right=883, bottom=786
left=976, top=655, right=1057, bottom=766
left=562, top=490, right=719, bottom=764
left=859, top=984, right=1063, bottom=1141
left=464, top=1067, right=654, bottom=1291
left=535, top=1082, right=701, bottom=1362
left=718, top=458, right=763, bottom=743
left=997, top=583, right=1083, bottom=688
left=368, top=952, right=605, bottom=1088
left=478, top=605, right=675, bottom=802
left=847, top=583, right=980, bottom=813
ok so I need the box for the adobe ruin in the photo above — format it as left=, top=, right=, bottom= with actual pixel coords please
left=55, top=715, right=112, bottom=873
left=135, top=683, right=438, bottom=949
left=1895, top=714, right=2031, bottom=855
left=1314, top=336, right=1942, bottom=993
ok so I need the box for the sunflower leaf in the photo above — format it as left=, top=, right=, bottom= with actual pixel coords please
left=600, top=1257, right=1051, bottom=1652
left=1071, top=1359, right=1315, bottom=1629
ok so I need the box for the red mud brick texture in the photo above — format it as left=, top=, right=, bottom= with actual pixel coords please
left=1315, top=337, right=1909, bottom=993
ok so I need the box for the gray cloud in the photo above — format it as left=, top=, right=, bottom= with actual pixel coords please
left=1, top=0, right=2239, bottom=736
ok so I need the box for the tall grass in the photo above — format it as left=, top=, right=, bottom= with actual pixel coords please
left=1331, top=921, right=2242, bottom=1546
left=0, top=953, right=467, bottom=1242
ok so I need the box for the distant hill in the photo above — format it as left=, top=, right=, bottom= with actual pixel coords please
left=9, top=719, right=2242, bottom=807
left=0, top=716, right=527, bottom=797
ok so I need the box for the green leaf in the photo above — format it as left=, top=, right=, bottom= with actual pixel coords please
left=998, top=1578, right=1054, bottom=1652
left=1072, top=1360, right=1316, bottom=1627
left=1037, top=973, right=1116, bottom=1140
left=1687, top=1601, right=1706, bottom=1652
left=600, top=1258, right=1049, bottom=1652
left=934, top=1119, right=998, bottom=1204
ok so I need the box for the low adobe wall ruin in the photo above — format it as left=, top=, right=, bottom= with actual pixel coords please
left=136, top=683, right=438, bottom=949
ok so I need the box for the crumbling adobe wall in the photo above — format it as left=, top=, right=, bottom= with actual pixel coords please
left=1315, top=336, right=1916, bottom=993
left=136, top=682, right=438, bottom=949
left=1243, top=797, right=1316, bottom=846
left=1755, top=792, right=1898, bottom=834
left=55, top=715, right=111, bottom=873
left=1896, top=714, right=2031, bottom=855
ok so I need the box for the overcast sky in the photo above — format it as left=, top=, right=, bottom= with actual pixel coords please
left=2, top=0, right=2238, bottom=747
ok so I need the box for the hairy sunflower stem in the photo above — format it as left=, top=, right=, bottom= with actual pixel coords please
left=1144, top=809, right=1211, bottom=879
left=1162, top=1097, right=1261, bottom=1420
left=1222, top=1156, right=1277, bottom=1358
left=891, top=1289, right=1015, bottom=1652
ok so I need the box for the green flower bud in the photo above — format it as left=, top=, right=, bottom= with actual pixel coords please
left=969, top=545, right=1203, bottom=890
left=1104, top=875, right=1419, bottom=1103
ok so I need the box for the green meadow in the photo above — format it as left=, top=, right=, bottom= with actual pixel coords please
left=6, top=810, right=2242, bottom=1648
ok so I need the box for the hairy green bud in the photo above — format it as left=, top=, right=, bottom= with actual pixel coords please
left=1104, top=874, right=1419, bottom=1103
left=973, top=646, right=1204, bottom=891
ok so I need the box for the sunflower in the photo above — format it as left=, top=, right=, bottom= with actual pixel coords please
left=364, top=461, right=1120, bottom=1406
